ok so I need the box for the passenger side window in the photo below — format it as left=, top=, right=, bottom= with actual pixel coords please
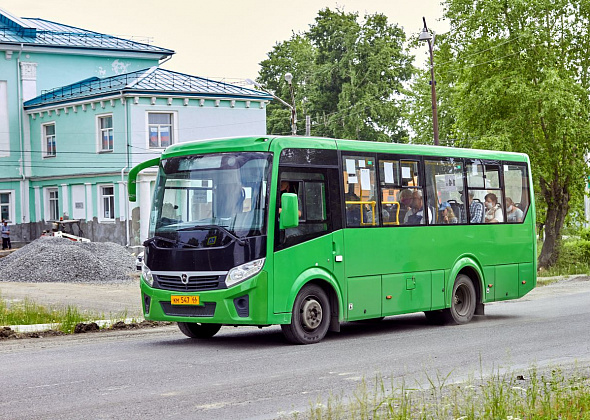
left=342, top=155, right=379, bottom=227
left=503, top=163, right=529, bottom=223
left=425, top=159, right=465, bottom=224
left=465, top=160, right=503, bottom=224
left=379, top=159, right=402, bottom=225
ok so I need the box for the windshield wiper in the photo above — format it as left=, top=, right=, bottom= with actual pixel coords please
left=177, top=224, right=246, bottom=246
left=143, top=235, right=199, bottom=248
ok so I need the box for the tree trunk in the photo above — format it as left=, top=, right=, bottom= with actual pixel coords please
left=538, top=176, right=570, bottom=270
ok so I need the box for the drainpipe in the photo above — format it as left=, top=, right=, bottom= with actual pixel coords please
left=16, top=44, right=25, bottom=230
left=121, top=91, right=130, bottom=247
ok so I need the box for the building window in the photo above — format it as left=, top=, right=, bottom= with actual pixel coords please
left=48, top=188, right=59, bottom=220
left=98, top=115, right=114, bottom=152
left=148, top=113, right=173, bottom=148
left=0, top=191, right=13, bottom=222
left=100, top=185, right=115, bottom=220
left=43, top=123, right=56, bottom=157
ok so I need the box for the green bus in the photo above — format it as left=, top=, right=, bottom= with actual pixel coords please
left=128, top=136, right=536, bottom=344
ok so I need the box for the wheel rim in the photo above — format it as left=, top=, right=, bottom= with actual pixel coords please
left=453, top=284, right=471, bottom=316
left=301, top=297, right=323, bottom=330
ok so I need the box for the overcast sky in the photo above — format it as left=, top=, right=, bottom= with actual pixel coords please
left=2, top=0, right=449, bottom=81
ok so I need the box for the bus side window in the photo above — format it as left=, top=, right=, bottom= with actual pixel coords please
left=425, top=158, right=465, bottom=225
left=342, top=155, right=379, bottom=227
left=503, top=163, right=530, bottom=223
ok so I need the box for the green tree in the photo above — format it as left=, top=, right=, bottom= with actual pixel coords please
left=257, top=8, right=413, bottom=142
left=408, top=0, right=590, bottom=268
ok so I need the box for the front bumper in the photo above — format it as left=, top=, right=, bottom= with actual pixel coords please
left=140, top=270, right=268, bottom=325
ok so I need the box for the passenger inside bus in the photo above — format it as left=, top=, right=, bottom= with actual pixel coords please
left=439, top=202, right=458, bottom=224
left=506, top=197, right=524, bottom=222
left=397, top=189, right=413, bottom=223
left=404, top=190, right=432, bottom=225
left=460, top=190, right=484, bottom=223
left=484, top=193, right=504, bottom=223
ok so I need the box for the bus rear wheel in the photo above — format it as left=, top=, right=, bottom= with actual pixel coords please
left=281, top=284, right=330, bottom=345
left=425, top=274, right=477, bottom=325
left=447, top=274, right=477, bottom=324
left=177, top=322, right=222, bottom=339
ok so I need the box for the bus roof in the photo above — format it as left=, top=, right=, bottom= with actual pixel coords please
left=161, top=136, right=529, bottom=163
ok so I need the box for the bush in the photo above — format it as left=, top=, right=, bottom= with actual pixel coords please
left=580, top=228, right=590, bottom=242
left=559, top=239, right=590, bottom=265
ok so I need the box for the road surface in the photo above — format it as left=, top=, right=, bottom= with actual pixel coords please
left=1, top=277, right=589, bottom=419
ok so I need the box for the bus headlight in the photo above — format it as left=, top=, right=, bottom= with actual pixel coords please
left=226, top=258, right=265, bottom=288
left=142, top=262, right=154, bottom=287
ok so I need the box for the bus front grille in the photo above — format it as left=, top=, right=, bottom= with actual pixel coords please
left=154, top=274, right=223, bottom=291
left=160, top=302, right=216, bottom=317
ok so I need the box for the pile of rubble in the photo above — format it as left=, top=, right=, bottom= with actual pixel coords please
left=0, top=236, right=136, bottom=283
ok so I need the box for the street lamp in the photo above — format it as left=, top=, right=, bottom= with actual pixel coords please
left=419, top=17, right=439, bottom=146
left=245, top=74, right=297, bottom=136
left=283, top=72, right=297, bottom=136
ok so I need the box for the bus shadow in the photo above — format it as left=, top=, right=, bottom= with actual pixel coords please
left=148, top=313, right=519, bottom=348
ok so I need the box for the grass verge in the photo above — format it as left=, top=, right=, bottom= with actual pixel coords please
left=290, top=364, right=590, bottom=419
left=0, top=293, right=100, bottom=333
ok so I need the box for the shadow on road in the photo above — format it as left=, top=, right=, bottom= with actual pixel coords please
left=145, top=311, right=519, bottom=348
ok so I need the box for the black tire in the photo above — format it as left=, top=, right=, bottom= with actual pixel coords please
left=281, top=284, right=330, bottom=344
left=177, top=322, right=221, bottom=339
left=446, top=274, right=477, bottom=324
left=425, top=274, right=477, bottom=325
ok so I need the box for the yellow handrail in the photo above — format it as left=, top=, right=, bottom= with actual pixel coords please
left=345, top=200, right=402, bottom=226
left=382, top=201, right=400, bottom=225
left=345, top=200, right=376, bottom=225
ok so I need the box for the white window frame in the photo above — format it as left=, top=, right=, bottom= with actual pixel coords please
left=44, top=187, right=59, bottom=221
left=98, top=184, right=115, bottom=222
left=0, top=190, right=15, bottom=223
left=147, top=111, right=176, bottom=149
left=42, top=122, right=56, bottom=158
left=97, top=113, right=114, bottom=152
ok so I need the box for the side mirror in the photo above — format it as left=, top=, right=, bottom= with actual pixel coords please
left=128, top=157, right=160, bottom=202
left=279, top=193, right=299, bottom=229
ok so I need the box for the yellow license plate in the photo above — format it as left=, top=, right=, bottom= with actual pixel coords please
left=171, top=295, right=200, bottom=305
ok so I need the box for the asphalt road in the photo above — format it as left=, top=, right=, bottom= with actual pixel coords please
left=1, top=278, right=589, bottom=420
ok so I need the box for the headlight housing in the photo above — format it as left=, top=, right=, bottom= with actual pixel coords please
left=142, top=262, right=154, bottom=287
left=226, top=258, right=265, bottom=288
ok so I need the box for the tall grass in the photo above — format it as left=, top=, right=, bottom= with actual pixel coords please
left=0, top=294, right=96, bottom=333
left=293, top=365, right=590, bottom=419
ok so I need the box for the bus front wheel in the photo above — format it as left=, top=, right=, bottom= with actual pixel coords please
left=177, top=322, right=222, bottom=339
left=281, top=284, right=330, bottom=344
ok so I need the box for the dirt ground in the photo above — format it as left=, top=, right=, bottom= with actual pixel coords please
left=0, top=278, right=143, bottom=318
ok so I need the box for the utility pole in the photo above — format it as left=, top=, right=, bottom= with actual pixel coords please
left=419, top=17, right=439, bottom=146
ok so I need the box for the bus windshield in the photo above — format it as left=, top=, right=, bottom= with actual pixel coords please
left=149, top=152, right=271, bottom=245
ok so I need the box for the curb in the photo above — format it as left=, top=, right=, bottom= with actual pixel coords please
left=4, top=317, right=144, bottom=333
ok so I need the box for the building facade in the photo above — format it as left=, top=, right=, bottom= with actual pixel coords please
left=0, top=8, right=271, bottom=247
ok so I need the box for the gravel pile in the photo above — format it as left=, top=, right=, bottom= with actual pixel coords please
left=0, top=236, right=136, bottom=284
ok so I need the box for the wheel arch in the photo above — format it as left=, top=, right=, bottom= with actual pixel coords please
left=287, top=267, right=343, bottom=332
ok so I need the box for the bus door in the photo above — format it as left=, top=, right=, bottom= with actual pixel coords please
left=273, top=167, right=343, bottom=314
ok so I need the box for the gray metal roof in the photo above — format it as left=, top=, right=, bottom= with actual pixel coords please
left=0, top=9, right=173, bottom=56
left=24, top=67, right=273, bottom=109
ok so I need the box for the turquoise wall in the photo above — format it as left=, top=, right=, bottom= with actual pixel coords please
left=28, top=101, right=128, bottom=178
left=29, top=175, right=124, bottom=222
